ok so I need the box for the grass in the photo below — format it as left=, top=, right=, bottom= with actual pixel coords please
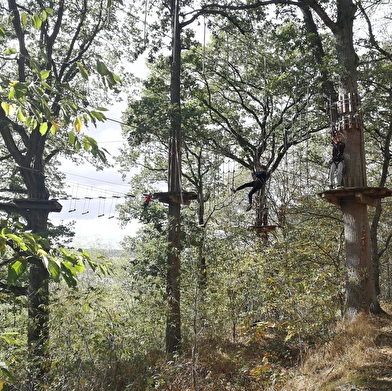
left=279, top=310, right=392, bottom=391
left=149, top=308, right=392, bottom=390
left=5, top=306, right=392, bottom=390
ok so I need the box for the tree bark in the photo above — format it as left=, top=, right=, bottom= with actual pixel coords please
left=166, top=0, right=182, bottom=355
left=341, top=200, right=378, bottom=313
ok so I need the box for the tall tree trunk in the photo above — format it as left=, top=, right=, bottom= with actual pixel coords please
left=24, top=187, right=51, bottom=389
left=370, top=108, right=392, bottom=296
left=332, top=0, right=379, bottom=314
left=302, top=0, right=381, bottom=314
left=166, top=0, right=182, bottom=355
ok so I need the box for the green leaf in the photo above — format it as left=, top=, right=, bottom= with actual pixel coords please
left=40, top=70, right=50, bottom=80
left=74, top=261, right=85, bottom=274
left=1, top=102, right=9, bottom=115
left=6, top=234, right=26, bottom=250
left=90, top=111, right=107, bottom=122
left=39, top=122, right=48, bottom=135
left=17, top=108, right=25, bottom=122
left=0, top=361, right=16, bottom=382
left=74, top=116, right=82, bottom=132
left=97, top=60, right=109, bottom=76
left=8, top=88, right=14, bottom=99
left=68, top=130, right=76, bottom=144
left=3, top=48, right=17, bottom=55
left=21, top=12, right=28, bottom=26
left=74, top=139, right=81, bottom=152
left=112, top=72, right=121, bottom=83
left=76, top=62, right=89, bottom=80
left=48, top=259, right=61, bottom=281
left=8, top=259, right=27, bottom=284
left=1, top=332, right=20, bottom=345
left=41, top=99, right=52, bottom=120
left=32, top=14, right=42, bottom=29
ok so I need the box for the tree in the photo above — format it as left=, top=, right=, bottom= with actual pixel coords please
left=359, top=42, right=392, bottom=298
left=195, top=0, right=390, bottom=314
left=0, top=0, right=130, bottom=383
left=210, top=0, right=391, bottom=315
left=298, top=0, right=388, bottom=314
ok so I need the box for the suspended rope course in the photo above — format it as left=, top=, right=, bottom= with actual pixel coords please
left=58, top=181, right=127, bottom=219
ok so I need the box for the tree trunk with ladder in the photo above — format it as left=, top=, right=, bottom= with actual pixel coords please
left=327, top=0, right=380, bottom=314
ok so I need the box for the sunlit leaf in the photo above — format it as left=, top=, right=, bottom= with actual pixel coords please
left=1, top=332, right=20, bottom=345
left=68, top=131, right=75, bottom=144
left=32, top=14, right=42, bottom=29
left=1, top=102, right=9, bottom=115
left=40, top=70, right=50, bottom=80
left=17, top=107, right=25, bottom=122
left=6, top=234, right=26, bottom=250
left=76, top=62, right=89, bottom=80
left=8, top=260, right=27, bottom=284
left=50, top=120, right=59, bottom=134
left=21, top=12, right=28, bottom=26
left=74, top=116, right=82, bottom=133
left=3, top=48, right=17, bottom=55
left=39, top=122, right=48, bottom=135
left=90, top=111, right=107, bottom=121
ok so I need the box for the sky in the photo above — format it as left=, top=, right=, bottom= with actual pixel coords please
left=50, top=100, right=140, bottom=250
left=47, top=52, right=154, bottom=250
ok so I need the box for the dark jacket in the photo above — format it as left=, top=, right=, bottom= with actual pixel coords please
left=253, top=170, right=267, bottom=183
left=332, top=141, right=345, bottom=163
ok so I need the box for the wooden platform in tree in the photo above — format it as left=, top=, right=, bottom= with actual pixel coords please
left=318, top=187, right=392, bottom=207
left=152, top=191, right=198, bottom=205
left=248, top=225, right=277, bottom=233
left=13, top=198, right=63, bottom=212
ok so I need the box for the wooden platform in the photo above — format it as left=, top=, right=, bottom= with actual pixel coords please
left=13, top=198, right=63, bottom=212
left=318, top=187, right=392, bottom=206
left=152, top=191, right=198, bottom=205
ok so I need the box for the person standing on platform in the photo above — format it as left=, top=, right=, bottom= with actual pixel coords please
left=329, top=131, right=345, bottom=189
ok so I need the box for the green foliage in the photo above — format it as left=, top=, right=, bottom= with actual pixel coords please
left=0, top=220, right=109, bottom=287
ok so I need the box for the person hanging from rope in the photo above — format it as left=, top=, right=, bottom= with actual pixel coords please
left=329, top=131, right=345, bottom=189
left=142, top=193, right=152, bottom=209
left=231, top=164, right=267, bottom=211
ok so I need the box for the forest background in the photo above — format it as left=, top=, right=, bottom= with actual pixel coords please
left=1, top=0, right=392, bottom=390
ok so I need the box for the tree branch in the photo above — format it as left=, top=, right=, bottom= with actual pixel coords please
left=0, top=281, right=27, bottom=297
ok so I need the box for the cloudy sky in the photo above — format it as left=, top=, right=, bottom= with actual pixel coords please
left=48, top=55, right=152, bottom=250
left=50, top=100, right=139, bottom=250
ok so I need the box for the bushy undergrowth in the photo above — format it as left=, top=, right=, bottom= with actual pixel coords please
left=0, top=230, right=362, bottom=391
